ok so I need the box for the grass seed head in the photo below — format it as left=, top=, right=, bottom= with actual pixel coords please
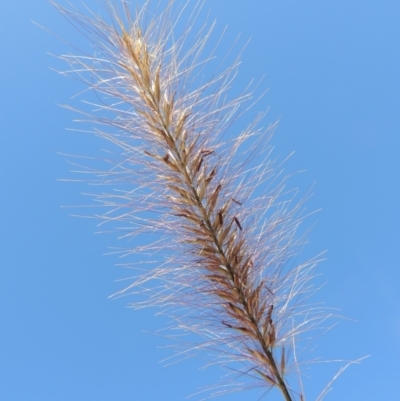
left=51, top=1, right=329, bottom=400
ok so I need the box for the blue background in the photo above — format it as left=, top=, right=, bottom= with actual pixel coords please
left=1, top=0, right=399, bottom=400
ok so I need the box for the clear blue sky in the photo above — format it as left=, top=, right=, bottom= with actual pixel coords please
left=1, top=1, right=399, bottom=400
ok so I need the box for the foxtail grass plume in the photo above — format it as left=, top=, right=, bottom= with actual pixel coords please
left=51, top=1, right=330, bottom=400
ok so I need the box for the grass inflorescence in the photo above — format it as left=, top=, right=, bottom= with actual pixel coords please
left=51, top=1, right=334, bottom=400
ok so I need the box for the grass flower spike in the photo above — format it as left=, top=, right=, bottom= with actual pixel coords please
left=52, top=1, right=328, bottom=400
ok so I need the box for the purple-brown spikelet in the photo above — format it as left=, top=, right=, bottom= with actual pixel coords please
left=52, top=1, right=328, bottom=400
